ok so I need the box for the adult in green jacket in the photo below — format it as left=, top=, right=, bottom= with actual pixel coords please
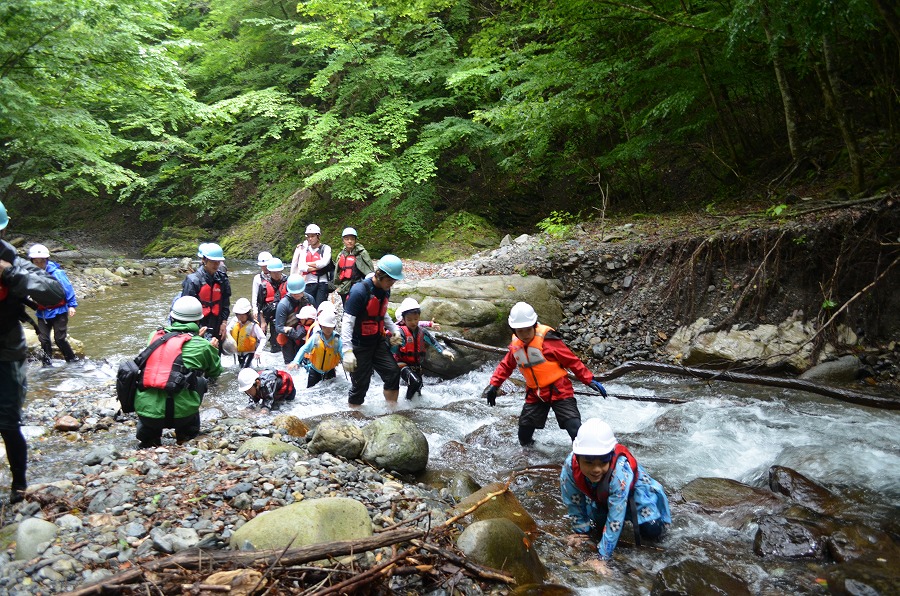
left=135, top=296, right=222, bottom=448
left=335, top=227, right=374, bottom=303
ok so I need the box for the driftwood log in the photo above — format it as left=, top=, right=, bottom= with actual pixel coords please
left=435, top=333, right=898, bottom=410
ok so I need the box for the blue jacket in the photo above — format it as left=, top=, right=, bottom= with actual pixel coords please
left=560, top=450, right=671, bottom=560
left=36, top=260, right=77, bottom=319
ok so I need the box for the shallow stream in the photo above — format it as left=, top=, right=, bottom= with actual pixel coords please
left=17, top=264, right=900, bottom=593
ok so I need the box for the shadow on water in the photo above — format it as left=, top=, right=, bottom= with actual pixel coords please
left=10, top=263, right=900, bottom=593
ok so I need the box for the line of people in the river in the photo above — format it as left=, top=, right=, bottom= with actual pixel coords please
left=4, top=207, right=671, bottom=572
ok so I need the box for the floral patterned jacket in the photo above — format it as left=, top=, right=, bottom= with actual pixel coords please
left=560, top=450, right=671, bottom=560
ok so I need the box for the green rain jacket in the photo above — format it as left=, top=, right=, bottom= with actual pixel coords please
left=336, top=242, right=374, bottom=296
left=134, top=321, right=222, bottom=420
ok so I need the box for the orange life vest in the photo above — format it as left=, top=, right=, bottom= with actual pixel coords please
left=338, top=253, right=358, bottom=281
left=308, top=331, right=342, bottom=372
left=229, top=321, right=259, bottom=353
left=509, top=324, right=568, bottom=390
left=395, top=324, right=425, bottom=366
left=140, top=330, right=194, bottom=391
left=197, top=280, right=222, bottom=317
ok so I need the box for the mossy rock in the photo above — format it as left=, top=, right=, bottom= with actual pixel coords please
left=410, top=211, right=501, bottom=263
left=143, top=226, right=213, bottom=258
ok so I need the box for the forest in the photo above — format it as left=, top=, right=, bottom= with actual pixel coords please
left=1, top=0, right=898, bottom=254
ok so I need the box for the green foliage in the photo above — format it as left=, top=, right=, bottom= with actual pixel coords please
left=537, top=211, right=578, bottom=238
left=766, top=204, right=789, bottom=218
left=821, top=298, right=837, bottom=310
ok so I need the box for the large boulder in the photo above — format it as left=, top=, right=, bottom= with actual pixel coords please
left=651, top=559, right=752, bottom=596
left=677, top=477, right=786, bottom=529
left=390, top=275, right=564, bottom=377
left=753, top=514, right=825, bottom=558
left=361, top=415, right=428, bottom=474
left=768, top=466, right=843, bottom=516
left=799, top=354, right=860, bottom=383
left=308, top=419, right=366, bottom=459
left=456, top=518, right=547, bottom=586
left=229, top=497, right=372, bottom=551
left=450, top=482, right=537, bottom=535
left=236, top=437, right=304, bottom=459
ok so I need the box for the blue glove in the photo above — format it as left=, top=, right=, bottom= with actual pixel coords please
left=589, top=379, right=608, bottom=397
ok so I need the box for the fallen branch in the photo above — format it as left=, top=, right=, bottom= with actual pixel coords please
left=594, top=361, right=898, bottom=410
left=411, top=539, right=517, bottom=585
left=434, top=332, right=506, bottom=356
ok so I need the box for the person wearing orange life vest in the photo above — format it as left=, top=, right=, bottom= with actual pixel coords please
left=134, top=296, right=222, bottom=448
left=274, top=274, right=315, bottom=364
left=28, top=244, right=78, bottom=365
left=288, top=309, right=343, bottom=387
left=181, top=243, right=231, bottom=348
left=335, top=227, right=374, bottom=304
left=225, top=298, right=265, bottom=368
left=256, top=257, right=287, bottom=352
left=238, top=368, right=295, bottom=411
left=290, top=224, right=332, bottom=308
left=481, top=302, right=607, bottom=446
left=0, top=200, right=66, bottom=505
left=560, top=418, right=671, bottom=576
left=340, top=255, right=405, bottom=406
left=390, top=298, right=455, bottom=400
left=250, top=251, right=272, bottom=321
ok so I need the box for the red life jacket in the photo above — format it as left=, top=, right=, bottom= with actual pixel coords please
left=305, top=245, right=322, bottom=273
left=262, top=276, right=287, bottom=305
left=140, top=330, right=194, bottom=392
left=571, top=445, right=638, bottom=504
left=338, top=253, right=358, bottom=281
left=272, top=369, right=295, bottom=401
left=359, top=280, right=388, bottom=337
left=197, top=280, right=222, bottom=317
left=395, top=324, right=425, bottom=366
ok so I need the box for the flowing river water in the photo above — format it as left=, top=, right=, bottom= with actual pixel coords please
left=15, top=263, right=900, bottom=593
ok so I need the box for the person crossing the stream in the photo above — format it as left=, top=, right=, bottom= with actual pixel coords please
left=288, top=308, right=343, bottom=387
left=560, top=418, right=671, bottom=575
left=391, top=297, right=455, bottom=400
left=250, top=251, right=272, bottom=322
left=28, top=243, right=79, bottom=365
left=181, top=242, right=231, bottom=349
left=237, top=368, right=295, bottom=411
left=0, top=200, right=66, bottom=504
left=481, top=301, right=608, bottom=446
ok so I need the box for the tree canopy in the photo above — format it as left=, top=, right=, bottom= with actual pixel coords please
left=1, top=0, right=897, bottom=240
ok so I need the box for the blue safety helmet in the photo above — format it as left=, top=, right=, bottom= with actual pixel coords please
left=267, top=257, right=285, bottom=272
left=0, top=200, right=8, bottom=230
left=377, top=254, right=404, bottom=280
left=286, top=274, right=306, bottom=294
left=201, top=243, right=225, bottom=261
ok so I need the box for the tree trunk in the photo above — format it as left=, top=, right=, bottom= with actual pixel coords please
left=695, top=48, right=740, bottom=168
left=760, top=2, right=802, bottom=161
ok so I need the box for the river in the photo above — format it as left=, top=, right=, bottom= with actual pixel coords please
left=17, top=262, right=900, bottom=593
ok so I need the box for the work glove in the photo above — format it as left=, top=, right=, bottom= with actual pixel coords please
left=482, top=384, right=499, bottom=407
left=589, top=378, right=608, bottom=397
left=389, top=330, right=404, bottom=347
left=343, top=350, right=357, bottom=373
left=444, top=349, right=456, bottom=362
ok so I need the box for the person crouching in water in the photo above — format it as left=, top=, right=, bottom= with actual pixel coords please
left=225, top=298, right=265, bottom=368
left=288, top=309, right=342, bottom=387
left=135, top=296, right=222, bottom=448
left=391, top=298, right=455, bottom=400
left=481, top=302, right=607, bottom=446
left=561, top=418, right=671, bottom=575
left=237, top=368, right=296, bottom=411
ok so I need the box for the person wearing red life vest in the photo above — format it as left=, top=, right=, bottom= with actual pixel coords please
left=481, top=302, right=608, bottom=446
left=0, top=200, right=66, bottom=504
left=335, top=227, right=374, bottom=304
left=340, top=255, right=405, bottom=406
left=274, top=274, right=315, bottom=365
left=181, top=243, right=231, bottom=348
left=390, top=298, right=455, bottom=400
left=560, top=418, right=671, bottom=575
left=250, top=251, right=272, bottom=321
left=256, top=257, right=286, bottom=352
left=237, top=368, right=296, bottom=411
left=290, top=223, right=332, bottom=308
left=133, top=296, right=222, bottom=448
left=28, top=244, right=78, bottom=365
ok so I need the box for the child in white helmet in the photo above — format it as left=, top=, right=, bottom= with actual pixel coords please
left=237, top=368, right=296, bottom=411
left=225, top=298, right=265, bottom=368
left=288, top=309, right=344, bottom=387
left=390, top=298, right=455, bottom=399
left=560, top=418, right=671, bottom=575
left=28, top=244, right=79, bottom=365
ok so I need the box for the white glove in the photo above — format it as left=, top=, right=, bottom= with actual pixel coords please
left=343, top=351, right=357, bottom=373
left=444, top=349, right=456, bottom=362
left=389, top=330, right=404, bottom=346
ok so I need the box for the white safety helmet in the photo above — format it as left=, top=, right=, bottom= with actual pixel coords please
left=508, top=302, right=538, bottom=329
left=318, top=310, right=337, bottom=327
left=305, top=224, right=321, bottom=235
left=317, top=300, right=335, bottom=315
left=572, top=418, right=617, bottom=456
left=237, top=368, right=259, bottom=392
left=257, top=251, right=273, bottom=266
left=342, top=227, right=358, bottom=238
left=171, top=296, right=204, bottom=322
left=396, top=297, right=421, bottom=319
left=28, top=244, right=50, bottom=259
left=222, top=336, right=237, bottom=355
left=233, top=298, right=252, bottom=315
left=299, top=305, right=317, bottom=320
